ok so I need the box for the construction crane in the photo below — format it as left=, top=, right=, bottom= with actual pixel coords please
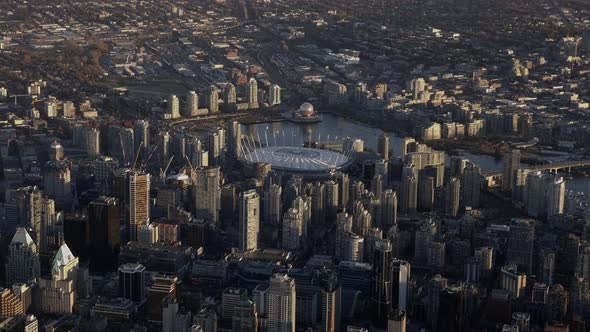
left=131, top=141, right=143, bottom=171
left=119, top=132, right=127, bottom=165
left=9, top=94, right=29, bottom=106
left=160, top=155, right=175, bottom=178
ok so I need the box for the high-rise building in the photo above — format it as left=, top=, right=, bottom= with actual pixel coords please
left=311, top=182, right=325, bottom=224
left=444, top=177, right=461, bottom=217
left=547, top=177, right=565, bottom=217
left=85, top=127, right=100, bottom=158
left=134, top=120, right=150, bottom=157
left=400, top=165, right=418, bottom=214
left=418, top=176, right=435, bottom=211
left=239, top=190, right=260, bottom=252
left=186, top=90, right=199, bottom=116
left=88, top=196, right=120, bottom=271
left=507, top=218, right=534, bottom=275
left=282, top=208, right=303, bottom=250
left=501, top=265, right=527, bottom=299
left=228, top=120, right=241, bottom=159
left=371, top=239, right=392, bottom=328
left=192, top=167, right=220, bottom=224
left=129, top=172, right=150, bottom=242
left=503, top=149, right=521, bottom=192
left=340, top=232, right=364, bottom=262
left=391, top=259, right=410, bottom=312
left=224, top=83, right=237, bottom=111
left=247, top=78, right=258, bottom=106
left=325, top=180, right=339, bottom=220
left=222, top=288, right=247, bottom=320
left=37, top=243, right=78, bottom=314
left=336, top=172, right=350, bottom=209
left=388, top=310, right=407, bottom=332
left=265, top=274, right=296, bottom=332
left=462, top=162, right=483, bottom=208
left=119, top=263, right=146, bottom=303
left=167, top=94, right=180, bottom=119
left=0, top=288, right=23, bottom=316
left=232, top=298, right=258, bottom=332
left=49, top=140, right=64, bottom=161
left=265, top=184, right=282, bottom=226
left=13, top=187, right=43, bottom=246
left=378, top=134, right=390, bottom=161
left=157, top=131, right=171, bottom=167
left=147, top=275, right=177, bottom=321
left=43, top=160, right=72, bottom=208
left=269, top=84, right=281, bottom=106
left=5, top=228, right=40, bottom=286
left=380, top=189, right=397, bottom=229
left=208, top=85, right=219, bottom=113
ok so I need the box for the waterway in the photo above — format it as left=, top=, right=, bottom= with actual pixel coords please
left=242, top=113, right=590, bottom=194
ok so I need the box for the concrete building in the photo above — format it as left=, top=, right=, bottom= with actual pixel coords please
left=239, top=190, right=260, bottom=251
left=5, top=228, right=40, bottom=286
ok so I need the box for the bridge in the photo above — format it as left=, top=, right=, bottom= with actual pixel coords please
left=484, top=159, right=590, bottom=178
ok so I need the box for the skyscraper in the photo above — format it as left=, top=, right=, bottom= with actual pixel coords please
left=444, top=177, right=461, bottom=217
left=325, top=180, right=339, bottom=220
left=265, top=184, right=282, bottom=226
left=311, top=182, right=325, bottom=224
left=15, top=186, right=43, bottom=245
left=157, top=131, right=171, bottom=167
left=462, top=162, right=483, bottom=208
left=282, top=208, right=303, bottom=250
left=371, top=239, right=392, bottom=328
left=129, top=172, right=150, bottom=242
left=266, top=274, right=296, bottom=332
left=239, top=190, right=260, bottom=251
left=38, top=243, right=78, bottom=314
left=186, top=90, right=199, bottom=116
left=400, top=165, right=418, bottom=214
left=378, top=134, right=390, bottom=161
left=167, top=94, right=180, bottom=119
left=89, top=196, right=120, bottom=271
left=119, top=262, right=146, bottom=303
left=232, top=298, right=258, bottom=332
left=547, top=177, right=565, bottom=217
left=5, top=228, right=40, bottom=286
left=391, top=259, right=411, bottom=312
left=503, top=149, right=521, bottom=192
left=380, top=189, right=397, bottom=229
left=208, top=85, right=219, bottom=113
left=247, top=77, right=258, bottom=106
left=269, top=84, right=281, bottom=106
left=388, top=310, right=407, bottom=332
left=134, top=120, right=150, bottom=157
left=224, top=83, right=237, bottom=111
left=336, top=172, right=350, bottom=209
left=507, top=218, right=534, bottom=275
left=85, top=127, right=100, bottom=158
left=228, top=120, right=241, bottom=159
left=43, top=160, right=72, bottom=208
left=192, top=167, right=220, bottom=224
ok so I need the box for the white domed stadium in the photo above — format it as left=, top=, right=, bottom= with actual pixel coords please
left=239, top=131, right=353, bottom=178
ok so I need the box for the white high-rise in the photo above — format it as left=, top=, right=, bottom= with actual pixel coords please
left=208, top=85, right=219, bottom=113
left=85, top=127, right=100, bottom=158
left=167, top=94, right=180, bottom=119
left=239, top=190, right=260, bottom=251
left=186, top=91, right=199, bottom=116
left=247, top=78, right=258, bottom=105
left=547, top=177, right=565, bottom=217
left=269, top=84, right=281, bottom=106
left=266, top=274, right=296, bottom=332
